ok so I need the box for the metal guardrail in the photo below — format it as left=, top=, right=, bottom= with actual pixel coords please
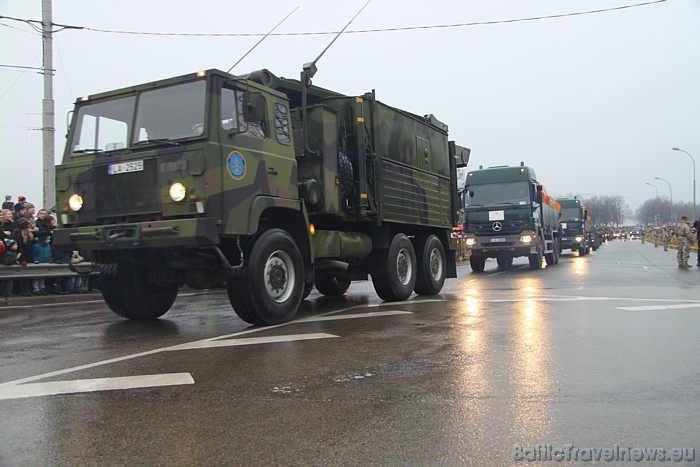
left=0, top=263, right=99, bottom=280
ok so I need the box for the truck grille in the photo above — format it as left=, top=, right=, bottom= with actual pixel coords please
left=95, top=159, right=160, bottom=218
left=470, top=220, right=525, bottom=236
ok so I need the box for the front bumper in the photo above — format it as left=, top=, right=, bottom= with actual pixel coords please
left=467, top=234, right=538, bottom=258
left=560, top=236, right=584, bottom=250
left=53, top=217, right=220, bottom=252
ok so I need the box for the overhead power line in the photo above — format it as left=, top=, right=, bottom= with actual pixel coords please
left=0, top=64, right=45, bottom=71
left=0, top=0, right=667, bottom=38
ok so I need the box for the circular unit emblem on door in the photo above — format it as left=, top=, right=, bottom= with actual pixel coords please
left=492, top=222, right=503, bottom=232
left=227, top=151, right=247, bottom=180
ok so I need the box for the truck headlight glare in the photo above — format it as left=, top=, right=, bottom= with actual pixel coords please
left=520, top=234, right=533, bottom=244
left=68, top=194, right=83, bottom=212
left=575, top=235, right=584, bottom=243
left=169, top=182, right=187, bottom=202
left=465, top=238, right=476, bottom=246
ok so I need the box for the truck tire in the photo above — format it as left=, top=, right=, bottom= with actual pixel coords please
left=101, top=261, right=177, bottom=320
left=545, top=239, right=559, bottom=265
left=100, top=263, right=131, bottom=318
left=529, top=237, right=543, bottom=270
left=302, top=277, right=314, bottom=300
left=469, top=254, right=486, bottom=272
left=414, top=235, right=446, bottom=296
left=370, top=233, right=417, bottom=301
left=314, top=273, right=351, bottom=297
left=228, top=229, right=304, bottom=325
left=496, top=255, right=513, bottom=269
left=578, top=246, right=587, bottom=256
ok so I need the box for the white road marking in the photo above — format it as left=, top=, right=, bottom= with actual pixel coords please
left=617, top=303, right=700, bottom=311
left=0, top=373, right=194, bottom=401
left=296, top=310, right=412, bottom=322
left=166, top=333, right=338, bottom=351
left=0, top=306, right=412, bottom=393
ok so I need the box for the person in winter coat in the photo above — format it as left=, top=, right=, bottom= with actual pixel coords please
left=32, top=234, right=53, bottom=294
left=2, top=195, right=13, bottom=210
left=0, top=239, right=19, bottom=295
left=13, top=217, right=34, bottom=295
left=0, top=209, right=13, bottom=242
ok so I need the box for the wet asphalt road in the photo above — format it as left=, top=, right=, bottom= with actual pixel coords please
left=1, top=240, right=699, bottom=466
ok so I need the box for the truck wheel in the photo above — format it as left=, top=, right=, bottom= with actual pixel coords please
left=228, top=229, right=304, bottom=325
left=100, top=263, right=131, bottom=318
left=529, top=238, right=543, bottom=270
left=578, top=246, right=587, bottom=256
left=370, top=233, right=417, bottom=301
left=545, top=239, right=559, bottom=265
left=496, top=255, right=513, bottom=270
left=302, top=276, right=314, bottom=300
left=469, top=254, right=486, bottom=272
left=315, top=273, right=352, bottom=297
left=101, top=261, right=177, bottom=320
left=414, top=235, right=446, bottom=295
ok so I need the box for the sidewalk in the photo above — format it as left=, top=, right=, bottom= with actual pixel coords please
left=0, top=291, right=105, bottom=309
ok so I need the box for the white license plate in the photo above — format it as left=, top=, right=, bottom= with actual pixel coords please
left=108, top=160, right=144, bottom=175
left=490, top=238, right=506, bottom=243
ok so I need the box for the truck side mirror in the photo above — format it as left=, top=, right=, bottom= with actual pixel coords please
left=534, top=184, right=543, bottom=204
left=242, top=92, right=266, bottom=123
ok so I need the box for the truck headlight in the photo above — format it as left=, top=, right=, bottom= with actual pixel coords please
left=465, top=237, right=476, bottom=246
left=574, top=235, right=584, bottom=243
left=169, top=182, right=187, bottom=202
left=520, top=234, right=533, bottom=244
left=68, top=194, right=83, bottom=212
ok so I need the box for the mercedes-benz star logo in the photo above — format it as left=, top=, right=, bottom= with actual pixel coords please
left=492, top=222, right=503, bottom=232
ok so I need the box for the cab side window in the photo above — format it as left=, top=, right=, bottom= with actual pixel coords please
left=221, top=88, right=239, bottom=132
left=237, top=93, right=266, bottom=139
left=274, top=103, right=291, bottom=145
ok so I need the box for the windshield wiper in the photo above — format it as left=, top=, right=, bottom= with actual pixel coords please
left=72, top=148, right=104, bottom=154
left=133, top=138, right=180, bottom=147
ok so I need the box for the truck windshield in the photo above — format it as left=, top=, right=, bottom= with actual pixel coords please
left=465, top=182, right=530, bottom=207
left=70, top=79, right=207, bottom=155
left=561, top=208, right=581, bottom=221
left=133, top=80, right=206, bottom=144
left=71, top=96, right=136, bottom=154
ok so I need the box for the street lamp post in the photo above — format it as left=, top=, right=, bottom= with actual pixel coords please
left=654, top=176, right=673, bottom=222
left=672, top=147, right=696, bottom=220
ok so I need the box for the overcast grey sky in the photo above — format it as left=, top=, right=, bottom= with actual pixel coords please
left=1, top=0, right=699, bottom=219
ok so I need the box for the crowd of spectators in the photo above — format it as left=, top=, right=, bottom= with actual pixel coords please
left=0, top=194, right=96, bottom=296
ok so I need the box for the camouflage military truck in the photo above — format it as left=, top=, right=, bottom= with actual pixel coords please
left=461, top=165, right=561, bottom=271
left=53, top=68, right=468, bottom=325
left=558, top=198, right=590, bottom=255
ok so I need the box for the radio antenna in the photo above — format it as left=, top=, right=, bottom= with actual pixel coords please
left=301, top=0, right=372, bottom=156
left=227, top=6, right=299, bottom=74
left=302, top=0, right=371, bottom=82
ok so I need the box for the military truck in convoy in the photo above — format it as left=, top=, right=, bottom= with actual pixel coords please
left=461, top=165, right=561, bottom=271
left=558, top=198, right=590, bottom=255
left=52, top=66, right=469, bottom=325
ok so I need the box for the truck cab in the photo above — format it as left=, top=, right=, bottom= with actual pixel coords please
left=462, top=165, right=560, bottom=271
left=558, top=198, right=589, bottom=255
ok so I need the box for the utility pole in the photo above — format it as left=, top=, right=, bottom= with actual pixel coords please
left=42, top=0, right=55, bottom=210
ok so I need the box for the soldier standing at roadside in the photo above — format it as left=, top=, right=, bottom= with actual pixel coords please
left=675, top=216, right=694, bottom=268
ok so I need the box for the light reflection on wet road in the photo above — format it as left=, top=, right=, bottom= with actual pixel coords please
left=1, top=240, right=699, bottom=465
